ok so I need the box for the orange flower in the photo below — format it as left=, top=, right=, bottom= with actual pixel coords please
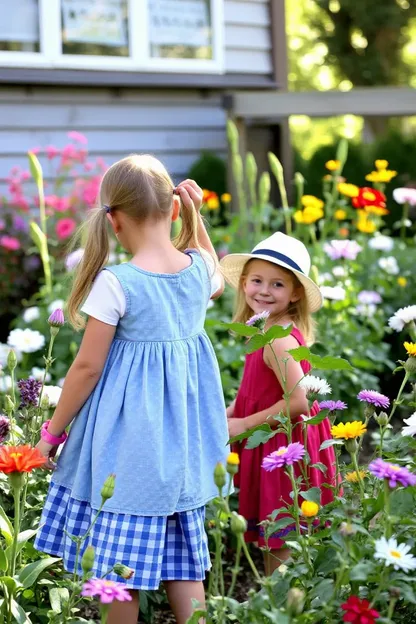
left=0, top=445, right=46, bottom=474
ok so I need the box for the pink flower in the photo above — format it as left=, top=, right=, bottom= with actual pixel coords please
left=45, top=195, right=70, bottom=212
left=21, top=171, right=31, bottom=181
left=48, top=309, right=65, bottom=327
left=45, top=145, right=60, bottom=160
left=0, top=219, right=5, bottom=231
left=30, top=147, right=41, bottom=155
left=56, top=218, right=76, bottom=240
left=393, top=188, right=416, bottom=207
left=67, top=131, right=88, bottom=145
left=0, top=236, right=20, bottom=251
left=262, top=442, right=306, bottom=470
left=81, top=579, right=132, bottom=604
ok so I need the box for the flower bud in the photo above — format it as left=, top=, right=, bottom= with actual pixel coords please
left=48, top=308, right=65, bottom=328
left=7, top=350, right=17, bottom=372
left=230, top=512, right=247, bottom=535
left=81, top=546, right=95, bottom=574
left=259, top=172, right=271, bottom=206
left=114, top=563, right=134, bottom=580
left=374, top=411, right=389, bottom=426
left=214, top=462, right=227, bottom=490
left=101, top=474, right=116, bottom=502
left=226, top=452, right=240, bottom=476
left=5, top=395, right=15, bottom=414
left=364, top=404, right=376, bottom=419
left=345, top=438, right=358, bottom=455
left=404, top=356, right=416, bottom=375
left=300, top=500, right=319, bottom=518
left=286, top=587, right=305, bottom=616
left=389, top=587, right=401, bottom=599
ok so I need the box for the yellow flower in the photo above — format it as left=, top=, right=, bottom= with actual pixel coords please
left=221, top=193, right=232, bottom=203
left=294, top=206, right=324, bottom=224
left=365, top=170, right=397, bottom=183
left=222, top=234, right=231, bottom=243
left=325, top=160, right=341, bottom=172
left=338, top=183, right=359, bottom=198
left=404, top=342, right=416, bottom=357
left=227, top=452, right=240, bottom=466
left=207, top=197, right=220, bottom=210
left=397, top=276, right=407, bottom=288
left=345, top=470, right=367, bottom=483
left=300, top=500, right=319, bottom=518
left=375, top=160, right=388, bottom=170
left=365, top=205, right=389, bottom=216
left=356, top=212, right=377, bottom=234
left=331, top=421, right=367, bottom=439
left=301, top=195, right=324, bottom=210
left=334, top=209, right=347, bottom=220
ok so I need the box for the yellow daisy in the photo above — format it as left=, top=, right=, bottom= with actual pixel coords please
left=300, top=500, right=319, bottom=517
left=345, top=470, right=367, bottom=483
left=331, top=421, right=367, bottom=439
left=404, top=342, right=416, bottom=357
left=397, top=277, right=407, bottom=288
left=325, top=160, right=341, bottom=172
left=301, top=195, right=324, bottom=210
left=334, top=209, right=347, bottom=220
left=338, top=183, right=359, bottom=198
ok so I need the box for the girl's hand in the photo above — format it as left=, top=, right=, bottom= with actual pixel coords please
left=228, top=418, right=248, bottom=438
left=175, top=179, right=204, bottom=213
left=36, top=439, right=58, bottom=471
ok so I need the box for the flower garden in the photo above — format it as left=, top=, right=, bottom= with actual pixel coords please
left=0, top=121, right=416, bottom=623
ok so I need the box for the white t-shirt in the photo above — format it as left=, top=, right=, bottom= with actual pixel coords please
left=81, top=250, right=222, bottom=326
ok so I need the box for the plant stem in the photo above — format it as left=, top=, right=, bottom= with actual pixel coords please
left=227, top=539, right=242, bottom=598
left=351, top=452, right=365, bottom=498
left=401, top=202, right=409, bottom=240
left=287, top=466, right=301, bottom=537
left=240, top=536, right=261, bottom=581
left=387, top=371, right=410, bottom=425
left=7, top=485, right=22, bottom=624
left=384, top=479, right=391, bottom=538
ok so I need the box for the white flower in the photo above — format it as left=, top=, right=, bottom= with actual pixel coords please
left=378, top=256, right=399, bottom=275
left=393, top=187, right=416, bottom=206
left=321, top=286, right=346, bottom=301
left=299, top=375, right=331, bottom=396
left=332, top=266, right=346, bottom=278
left=22, top=306, right=40, bottom=323
left=42, top=385, right=62, bottom=407
left=0, top=343, right=22, bottom=368
left=374, top=536, right=416, bottom=572
left=318, top=272, right=333, bottom=284
left=368, top=234, right=394, bottom=252
left=0, top=375, right=12, bottom=393
left=401, top=412, right=416, bottom=437
left=48, top=300, right=64, bottom=314
left=388, top=305, right=416, bottom=332
left=30, top=367, right=51, bottom=383
left=356, top=303, right=377, bottom=318
left=65, top=248, right=84, bottom=271
left=7, top=329, right=45, bottom=354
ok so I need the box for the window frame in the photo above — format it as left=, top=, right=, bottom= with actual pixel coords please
left=0, top=0, right=225, bottom=74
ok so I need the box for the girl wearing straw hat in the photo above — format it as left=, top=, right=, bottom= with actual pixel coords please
left=220, top=232, right=337, bottom=574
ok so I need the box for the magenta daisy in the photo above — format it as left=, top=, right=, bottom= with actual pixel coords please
left=357, top=390, right=390, bottom=409
left=246, top=310, right=270, bottom=329
left=319, top=400, right=347, bottom=412
left=81, top=579, right=132, bottom=604
left=262, top=442, right=305, bottom=471
left=369, top=458, right=416, bottom=488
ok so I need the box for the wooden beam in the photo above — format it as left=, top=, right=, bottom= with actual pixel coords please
left=232, top=87, right=416, bottom=118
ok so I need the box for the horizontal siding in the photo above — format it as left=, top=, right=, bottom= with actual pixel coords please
left=224, top=0, right=272, bottom=75
left=0, top=88, right=227, bottom=189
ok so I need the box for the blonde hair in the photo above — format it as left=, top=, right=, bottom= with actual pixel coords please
left=68, top=154, right=201, bottom=330
left=232, top=259, right=316, bottom=345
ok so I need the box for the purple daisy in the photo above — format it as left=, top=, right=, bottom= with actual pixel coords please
left=357, top=389, right=390, bottom=409
left=369, top=458, right=416, bottom=488
left=246, top=310, right=270, bottom=328
left=18, top=378, right=42, bottom=408
left=319, top=400, right=347, bottom=412
left=81, top=579, right=132, bottom=604
left=357, top=290, right=382, bottom=305
left=48, top=308, right=65, bottom=328
left=262, top=442, right=305, bottom=471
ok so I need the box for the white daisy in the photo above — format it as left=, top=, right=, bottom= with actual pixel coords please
left=321, top=286, right=346, bottom=301
left=378, top=256, right=399, bottom=275
left=22, top=306, right=40, bottom=323
left=0, top=375, right=12, bottom=393
left=7, top=329, right=45, bottom=354
left=332, top=266, right=346, bottom=278
left=374, top=536, right=416, bottom=572
left=388, top=305, right=416, bottom=332
left=299, top=375, right=331, bottom=397
left=42, top=385, right=62, bottom=407
left=401, top=412, right=416, bottom=437
left=368, top=234, right=394, bottom=252
left=29, top=367, right=51, bottom=383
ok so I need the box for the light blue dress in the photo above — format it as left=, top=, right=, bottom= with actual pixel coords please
left=35, top=251, right=229, bottom=589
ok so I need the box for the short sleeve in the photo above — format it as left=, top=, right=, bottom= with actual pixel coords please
left=199, top=248, right=223, bottom=297
left=81, top=270, right=126, bottom=325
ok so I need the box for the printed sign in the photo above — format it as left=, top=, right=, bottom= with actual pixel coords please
left=149, top=0, right=211, bottom=47
left=62, top=0, right=127, bottom=47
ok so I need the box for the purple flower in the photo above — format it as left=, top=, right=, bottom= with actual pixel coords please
left=246, top=310, right=270, bottom=329
left=369, top=458, right=416, bottom=488
left=262, top=442, right=305, bottom=471
left=319, top=400, right=347, bottom=412
left=81, top=578, right=132, bottom=604
left=357, top=390, right=390, bottom=409
left=18, top=378, right=42, bottom=408
left=0, top=415, right=10, bottom=443
left=48, top=308, right=65, bottom=328
left=323, top=239, right=362, bottom=261
left=12, top=215, right=28, bottom=233
left=357, top=290, right=382, bottom=305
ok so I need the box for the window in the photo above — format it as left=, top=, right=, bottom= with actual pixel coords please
left=0, top=0, right=224, bottom=73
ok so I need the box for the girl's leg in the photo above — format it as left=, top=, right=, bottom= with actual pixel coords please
left=107, top=590, right=139, bottom=624
left=165, top=580, right=206, bottom=624
left=264, top=547, right=291, bottom=575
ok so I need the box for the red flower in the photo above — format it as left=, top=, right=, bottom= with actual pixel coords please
left=0, top=445, right=46, bottom=473
left=352, top=187, right=386, bottom=210
left=341, top=595, right=380, bottom=624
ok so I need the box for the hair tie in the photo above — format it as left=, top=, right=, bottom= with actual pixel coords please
left=104, top=205, right=111, bottom=213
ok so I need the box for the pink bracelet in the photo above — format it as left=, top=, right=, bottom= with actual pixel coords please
left=41, top=420, right=68, bottom=446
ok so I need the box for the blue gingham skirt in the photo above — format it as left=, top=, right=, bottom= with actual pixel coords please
left=34, top=483, right=211, bottom=590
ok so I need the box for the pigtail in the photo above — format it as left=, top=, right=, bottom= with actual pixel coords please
left=172, top=196, right=200, bottom=252
left=67, top=207, right=110, bottom=330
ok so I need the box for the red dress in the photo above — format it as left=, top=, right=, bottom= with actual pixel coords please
left=233, top=327, right=337, bottom=549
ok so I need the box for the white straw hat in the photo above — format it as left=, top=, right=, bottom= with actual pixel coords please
left=220, top=232, right=323, bottom=312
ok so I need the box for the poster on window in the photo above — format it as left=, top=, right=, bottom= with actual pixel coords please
left=149, top=0, right=210, bottom=47
left=0, top=0, right=38, bottom=42
left=62, top=0, right=127, bottom=47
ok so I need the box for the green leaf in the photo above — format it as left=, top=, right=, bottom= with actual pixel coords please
left=396, top=582, right=416, bottom=604
left=186, top=610, right=208, bottom=624
left=5, top=529, right=39, bottom=561
left=245, top=428, right=277, bottom=449
left=18, top=557, right=61, bottom=589
left=28, top=151, right=43, bottom=188
left=310, top=462, right=328, bottom=474
left=300, top=487, right=321, bottom=504
left=0, top=506, right=14, bottom=547
left=228, top=423, right=272, bottom=445
left=246, top=324, right=293, bottom=354
left=0, top=575, right=20, bottom=595
left=0, top=550, right=7, bottom=573
left=350, top=561, right=376, bottom=581
left=310, top=578, right=334, bottom=603
left=287, top=347, right=353, bottom=371
left=304, top=412, right=328, bottom=425
left=10, top=598, right=31, bottom=624
left=390, top=489, right=415, bottom=516
left=319, top=439, right=344, bottom=451
left=265, top=517, right=294, bottom=540
left=220, top=321, right=259, bottom=337
left=49, top=587, right=69, bottom=614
